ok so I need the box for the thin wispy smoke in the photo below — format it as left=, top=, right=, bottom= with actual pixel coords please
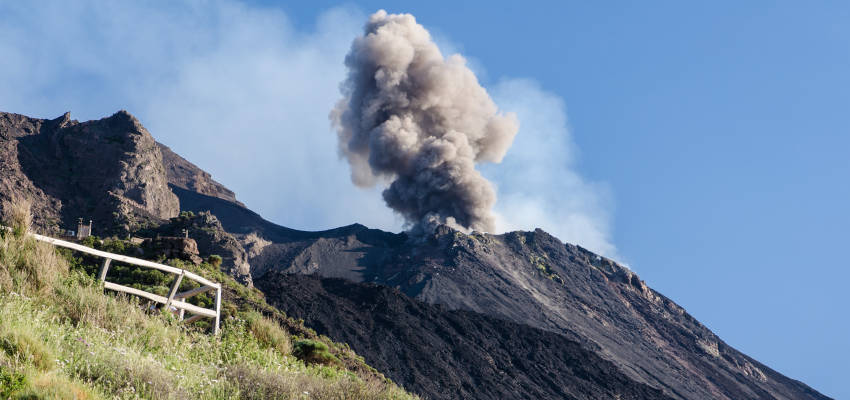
left=487, top=79, right=618, bottom=258
left=331, top=10, right=518, bottom=233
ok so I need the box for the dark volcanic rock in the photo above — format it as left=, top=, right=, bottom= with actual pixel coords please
left=169, top=185, right=404, bottom=283
left=0, top=111, right=178, bottom=235
left=258, top=273, right=672, bottom=400
left=255, top=226, right=830, bottom=400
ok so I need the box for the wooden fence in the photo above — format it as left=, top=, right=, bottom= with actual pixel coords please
left=3, top=226, right=222, bottom=335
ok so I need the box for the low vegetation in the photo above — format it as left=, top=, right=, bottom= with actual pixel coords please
left=292, top=340, right=339, bottom=367
left=0, top=201, right=416, bottom=399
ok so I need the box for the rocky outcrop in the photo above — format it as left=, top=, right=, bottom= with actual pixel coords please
left=149, top=212, right=253, bottom=286
left=141, top=236, right=203, bottom=265
left=0, top=112, right=65, bottom=229
left=0, top=110, right=257, bottom=285
left=0, top=111, right=179, bottom=235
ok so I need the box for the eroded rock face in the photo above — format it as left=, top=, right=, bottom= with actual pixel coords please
left=0, top=110, right=179, bottom=235
left=0, top=112, right=64, bottom=228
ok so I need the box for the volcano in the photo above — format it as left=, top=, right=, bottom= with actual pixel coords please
left=0, top=110, right=830, bottom=400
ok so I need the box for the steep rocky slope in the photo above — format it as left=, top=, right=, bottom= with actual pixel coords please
left=259, top=273, right=671, bottom=400
left=0, top=111, right=178, bottom=235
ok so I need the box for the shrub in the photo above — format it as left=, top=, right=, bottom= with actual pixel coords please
left=0, top=255, right=9, bottom=293
left=245, top=312, right=292, bottom=355
left=70, top=349, right=182, bottom=399
left=0, top=367, right=27, bottom=398
left=293, top=339, right=339, bottom=366
left=100, top=238, right=126, bottom=254
left=55, top=272, right=179, bottom=350
left=15, top=372, right=97, bottom=400
left=54, top=272, right=115, bottom=329
left=224, top=363, right=398, bottom=400
left=80, top=235, right=100, bottom=249
left=0, top=330, right=54, bottom=371
left=2, top=199, right=32, bottom=238
left=0, top=221, right=68, bottom=296
left=207, top=254, right=222, bottom=268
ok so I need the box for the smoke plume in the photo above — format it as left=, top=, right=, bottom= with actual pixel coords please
left=331, top=10, right=518, bottom=233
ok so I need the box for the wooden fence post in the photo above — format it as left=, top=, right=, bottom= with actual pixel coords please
left=164, top=271, right=185, bottom=312
left=97, top=259, right=111, bottom=281
left=214, top=286, right=222, bottom=335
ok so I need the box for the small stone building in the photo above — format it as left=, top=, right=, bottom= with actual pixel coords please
left=76, top=219, right=92, bottom=240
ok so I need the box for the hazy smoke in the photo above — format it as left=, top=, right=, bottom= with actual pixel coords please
left=331, top=10, right=518, bottom=233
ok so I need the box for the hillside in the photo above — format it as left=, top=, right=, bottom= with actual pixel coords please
left=0, top=205, right=416, bottom=399
left=0, top=110, right=831, bottom=400
left=258, top=273, right=671, bottom=400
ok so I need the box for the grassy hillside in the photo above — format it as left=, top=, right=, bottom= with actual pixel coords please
left=0, top=203, right=416, bottom=399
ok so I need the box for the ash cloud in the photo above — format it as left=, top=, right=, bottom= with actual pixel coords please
left=331, top=10, right=518, bottom=233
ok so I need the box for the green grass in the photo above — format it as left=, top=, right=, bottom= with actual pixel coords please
left=292, top=340, right=339, bottom=367
left=0, top=204, right=416, bottom=399
left=56, top=235, right=382, bottom=377
left=244, top=312, right=292, bottom=356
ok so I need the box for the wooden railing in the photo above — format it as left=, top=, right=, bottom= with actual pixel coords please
left=3, top=226, right=222, bottom=334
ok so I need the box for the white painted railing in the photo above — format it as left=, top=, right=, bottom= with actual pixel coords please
left=2, top=226, right=222, bottom=334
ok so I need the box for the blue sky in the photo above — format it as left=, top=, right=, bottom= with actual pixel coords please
left=1, top=1, right=847, bottom=398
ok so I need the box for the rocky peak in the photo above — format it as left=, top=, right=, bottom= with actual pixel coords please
left=52, top=111, right=73, bottom=129
left=0, top=110, right=178, bottom=235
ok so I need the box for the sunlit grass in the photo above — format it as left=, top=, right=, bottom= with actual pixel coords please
left=0, top=204, right=416, bottom=399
